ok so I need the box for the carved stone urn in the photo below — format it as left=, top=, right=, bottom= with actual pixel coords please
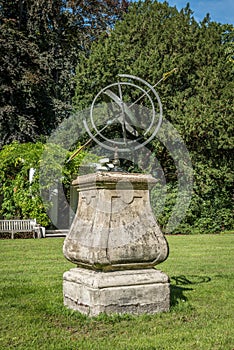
left=63, top=172, right=170, bottom=316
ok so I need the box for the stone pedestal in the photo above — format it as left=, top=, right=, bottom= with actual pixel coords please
left=63, top=172, right=170, bottom=316
left=63, top=268, right=170, bottom=317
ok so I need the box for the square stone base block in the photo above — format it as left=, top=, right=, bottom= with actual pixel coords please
left=63, top=268, right=170, bottom=317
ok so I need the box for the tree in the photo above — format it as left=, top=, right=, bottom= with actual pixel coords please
left=73, top=0, right=234, bottom=233
left=0, top=0, right=129, bottom=148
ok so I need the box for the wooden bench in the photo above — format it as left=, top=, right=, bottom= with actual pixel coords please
left=0, top=219, right=45, bottom=239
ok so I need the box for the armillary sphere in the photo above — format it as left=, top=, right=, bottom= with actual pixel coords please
left=67, top=70, right=178, bottom=163
left=83, top=74, right=163, bottom=153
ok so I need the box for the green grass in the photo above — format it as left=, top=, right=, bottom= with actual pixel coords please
left=0, top=235, right=233, bottom=350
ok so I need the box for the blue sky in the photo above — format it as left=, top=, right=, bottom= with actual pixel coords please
left=132, top=1, right=234, bottom=24
left=160, top=0, right=234, bottom=24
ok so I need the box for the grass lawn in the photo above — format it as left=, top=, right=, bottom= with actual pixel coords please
left=0, top=234, right=233, bottom=350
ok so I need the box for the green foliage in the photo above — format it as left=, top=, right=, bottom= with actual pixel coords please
left=73, top=0, right=234, bottom=233
left=0, top=0, right=129, bottom=147
left=0, top=141, right=86, bottom=226
left=151, top=181, right=233, bottom=234
left=0, top=142, right=45, bottom=223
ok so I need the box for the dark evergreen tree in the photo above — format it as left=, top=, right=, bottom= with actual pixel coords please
left=73, top=1, right=234, bottom=233
left=0, top=0, right=129, bottom=147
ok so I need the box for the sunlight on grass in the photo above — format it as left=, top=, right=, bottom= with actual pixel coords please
left=0, top=235, right=233, bottom=350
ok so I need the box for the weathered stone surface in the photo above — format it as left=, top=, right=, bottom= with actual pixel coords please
left=63, top=171, right=170, bottom=315
left=63, top=172, right=169, bottom=271
left=63, top=268, right=170, bottom=316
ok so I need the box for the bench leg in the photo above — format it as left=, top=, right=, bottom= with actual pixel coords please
left=34, top=229, right=40, bottom=239
left=35, top=227, right=44, bottom=238
left=11, top=231, right=14, bottom=239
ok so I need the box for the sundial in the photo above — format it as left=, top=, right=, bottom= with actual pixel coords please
left=85, top=74, right=163, bottom=152
left=62, top=71, right=177, bottom=316
left=67, top=71, right=177, bottom=164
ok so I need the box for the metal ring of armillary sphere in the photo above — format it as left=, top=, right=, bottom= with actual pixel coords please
left=83, top=74, right=163, bottom=153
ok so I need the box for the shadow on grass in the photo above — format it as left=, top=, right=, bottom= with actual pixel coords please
left=170, top=275, right=211, bottom=306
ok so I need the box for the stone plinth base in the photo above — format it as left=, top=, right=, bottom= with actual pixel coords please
left=63, top=268, right=170, bottom=317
